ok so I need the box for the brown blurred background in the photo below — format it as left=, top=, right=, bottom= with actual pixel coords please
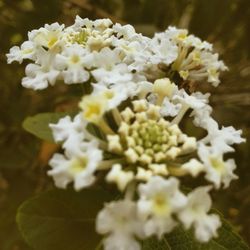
left=0, top=0, right=249, bottom=249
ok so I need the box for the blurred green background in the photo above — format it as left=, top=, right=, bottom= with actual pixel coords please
left=0, top=0, right=249, bottom=249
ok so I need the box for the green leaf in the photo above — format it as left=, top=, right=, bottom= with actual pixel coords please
left=142, top=216, right=249, bottom=250
left=17, top=188, right=113, bottom=250
left=17, top=187, right=249, bottom=250
left=0, top=172, right=35, bottom=250
left=142, top=237, right=170, bottom=250
left=22, top=112, right=74, bottom=142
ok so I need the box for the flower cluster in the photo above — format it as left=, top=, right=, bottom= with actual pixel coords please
left=7, top=16, right=227, bottom=91
left=7, top=16, right=245, bottom=250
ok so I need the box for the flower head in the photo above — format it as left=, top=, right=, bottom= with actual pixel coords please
left=9, top=17, right=246, bottom=249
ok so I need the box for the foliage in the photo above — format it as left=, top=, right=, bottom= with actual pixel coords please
left=17, top=188, right=249, bottom=250
left=23, top=112, right=75, bottom=142
left=17, top=188, right=113, bottom=250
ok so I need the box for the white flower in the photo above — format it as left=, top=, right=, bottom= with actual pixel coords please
left=93, top=62, right=132, bottom=85
left=136, top=81, right=153, bottom=99
left=113, top=32, right=152, bottom=72
left=185, top=35, right=213, bottom=50
left=21, top=49, right=60, bottom=90
left=71, top=16, right=94, bottom=31
left=48, top=141, right=102, bottom=190
left=93, top=47, right=121, bottom=68
left=101, top=233, right=140, bottom=250
left=191, top=104, right=213, bottom=128
left=160, top=97, right=181, bottom=117
left=91, top=48, right=133, bottom=85
left=49, top=114, right=89, bottom=156
left=219, top=126, right=246, bottom=144
left=198, top=144, right=238, bottom=189
left=112, top=23, right=137, bottom=40
left=157, top=26, right=227, bottom=86
left=200, top=118, right=245, bottom=153
left=92, top=82, right=136, bottom=110
left=93, top=18, right=113, bottom=31
left=6, top=41, right=35, bottom=64
left=173, top=90, right=209, bottom=110
left=150, top=33, right=178, bottom=65
left=22, top=63, right=59, bottom=90
left=115, top=40, right=146, bottom=64
left=201, top=52, right=228, bottom=86
left=178, top=186, right=221, bottom=242
left=163, top=26, right=188, bottom=42
left=29, top=22, right=65, bottom=50
left=106, top=164, right=134, bottom=191
left=170, top=90, right=210, bottom=124
left=79, top=94, right=108, bottom=124
left=65, top=16, right=114, bottom=51
left=137, top=176, right=187, bottom=238
left=55, top=44, right=91, bottom=84
left=96, top=200, right=144, bottom=250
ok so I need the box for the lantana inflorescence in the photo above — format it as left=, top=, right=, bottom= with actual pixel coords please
left=7, top=16, right=245, bottom=250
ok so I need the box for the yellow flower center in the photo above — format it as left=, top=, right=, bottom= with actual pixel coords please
left=70, top=156, right=88, bottom=175
left=210, top=157, right=225, bottom=173
left=84, top=104, right=102, bottom=120
left=71, top=55, right=80, bottom=64
left=153, top=194, right=170, bottom=216
left=79, top=94, right=107, bottom=123
left=48, top=36, right=58, bottom=49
